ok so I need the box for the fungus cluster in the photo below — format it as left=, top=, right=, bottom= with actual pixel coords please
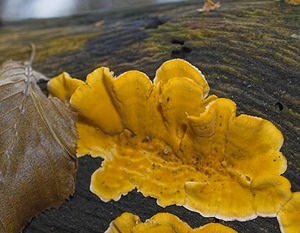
left=48, top=59, right=298, bottom=232
left=105, top=212, right=237, bottom=233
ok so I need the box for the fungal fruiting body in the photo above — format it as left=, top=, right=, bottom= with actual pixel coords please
left=48, top=72, right=84, bottom=101
left=105, top=212, right=237, bottom=233
left=277, top=192, right=300, bottom=233
left=48, top=59, right=292, bottom=221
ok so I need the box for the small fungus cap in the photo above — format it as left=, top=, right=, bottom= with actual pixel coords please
left=277, top=192, right=300, bottom=233
left=105, top=212, right=238, bottom=233
left=154, top=59, right=210, bottom=98
left=104, top=212, right=141, bottom=233
left=47, top=72, right=84, bottom=101
left=70, top=67, right=124, bottom=134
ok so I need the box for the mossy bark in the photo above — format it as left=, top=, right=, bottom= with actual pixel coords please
left=0, top=0, right=299, bottom=232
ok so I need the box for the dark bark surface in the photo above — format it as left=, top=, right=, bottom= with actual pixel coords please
left=0, top=0, right=299, bottom=232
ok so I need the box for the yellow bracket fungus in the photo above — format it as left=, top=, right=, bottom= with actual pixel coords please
left=277, top=192, right=300, bottom=233
left=47, top=72, right=84, bottom=101
left=48, top=59, right=292, bottom=221
left=105, top=212, right=237, bottom=233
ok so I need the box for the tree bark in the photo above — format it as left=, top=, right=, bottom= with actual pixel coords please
left=0, top=0, right=299, bottom=232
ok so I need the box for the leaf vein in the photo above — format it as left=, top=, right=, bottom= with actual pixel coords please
left=0, top=65, right=23, bottom=77
left=30, top=89, right=61, bottom=199
left=0, top=124, right=15, bottom=136
left=0, top=79, right=25, bottom=88
left=0, top=89, right=24, bottom=103
left=0, top=106, right=19, bottom=119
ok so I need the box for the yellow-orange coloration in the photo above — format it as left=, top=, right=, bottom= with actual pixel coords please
left=105, top=212, right=238, bottom=233
left=197, top=0, right=221, bottom=13
left=47, top=72, right=84, bottom=101
left=277, top=192, right=300, bottom=233
left=48, top=59, right=291, bottom=221
left=285, top=0, right=300, bottom=5
left=154, top=59, right=209, bottom=97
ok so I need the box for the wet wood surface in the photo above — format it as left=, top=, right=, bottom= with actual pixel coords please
left=0, top=0, right=299, bottom=232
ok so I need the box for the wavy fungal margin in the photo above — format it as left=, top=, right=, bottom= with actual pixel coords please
left=105, top=212, right=238, bottom=233
left=48, top=59, right=292, bottom=221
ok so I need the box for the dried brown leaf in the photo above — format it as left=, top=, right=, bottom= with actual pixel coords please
left=0, top=60, right=77, bottom=233
left=197, top=0, right=221, bottom=13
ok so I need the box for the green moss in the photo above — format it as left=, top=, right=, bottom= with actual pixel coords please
left=36, top=32, right=100, bottom=62
left=0, top=25, right=101, bottom=65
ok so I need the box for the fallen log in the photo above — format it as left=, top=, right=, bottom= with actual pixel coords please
left=0, top=0, right=299, bottom=232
